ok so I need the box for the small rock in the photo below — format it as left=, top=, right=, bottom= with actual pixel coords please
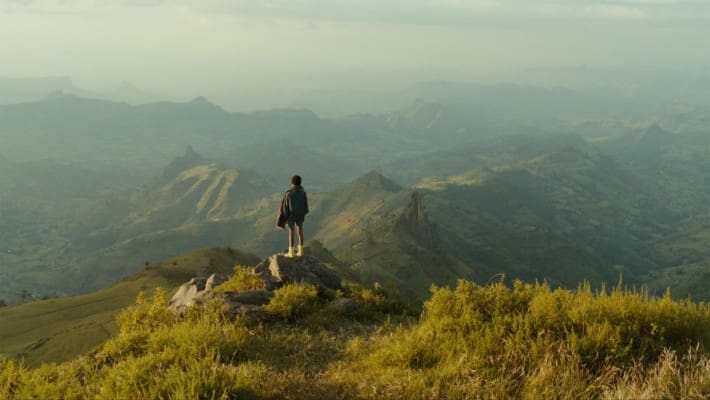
left=168, top=277, right=208, bottom=313
left=205, top=273, right=227, bottom=291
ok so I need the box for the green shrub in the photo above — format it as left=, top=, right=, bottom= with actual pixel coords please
left=0, top=356, right=20, bottom=397
left=0, top=356, right=89, bottom=399
left=418, top=280, right=710, bottom=368
left=213, top=265, right=265, bottom=292
left=351, top=282, right=412, bottom=316
left=264, top=284, right=320, bottom=319
left=116, top=288, right=176, bottom=333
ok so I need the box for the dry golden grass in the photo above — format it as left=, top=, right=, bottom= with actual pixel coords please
left=1, top=279, right=708, bottom=399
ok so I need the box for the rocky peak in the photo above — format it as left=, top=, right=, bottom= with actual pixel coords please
left=183, top=145, right=199, bottom=159
left=638, top=123, right=673, bottom=144
left=392, top=190, right=443, bottom=254
left=162, top=145, right=205, bottom=179
left=351, top=170, right=402, bottom=193
left=185, top=96, right=226, bottom=114
left=190, top=96, right=211, bottom=105
left=401, top=191, right=432, bottom=239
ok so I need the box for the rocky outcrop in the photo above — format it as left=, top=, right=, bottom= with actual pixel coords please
left=162, top=145, right=204, bottom=180
left=169, top=254, right=350, bottom=319
left=168, top=273, right=270, bottom=318
left=168, top=273, right=225, bottom=314
left=253, top=254, right=342, bottom=297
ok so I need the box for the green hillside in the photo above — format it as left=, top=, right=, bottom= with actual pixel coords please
left=30, top=149, right=275, bottom=296
left=0, top=247, right=259, bottom=367
left=4, top=127, right=710, bottom=304
left=59, top=147, right=709, bottom=301
left=0, top=157, right=129, bottom=304
left=1, top=277, right=707, bottom=399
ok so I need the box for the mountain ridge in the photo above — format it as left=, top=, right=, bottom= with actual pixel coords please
left=33, top=148, right=689, bottom=299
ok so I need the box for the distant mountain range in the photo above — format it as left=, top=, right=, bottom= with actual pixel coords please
left=0, top=89, right=660, bottom=188
left=0, top=77, right=158, bottom=106
left=0, top=92, right=507, bottom=186
left=29, top=142, right=701, bottom=301
left=1, top=89, right=709, bottom=303
left=0, top=77, right=84, bottom=104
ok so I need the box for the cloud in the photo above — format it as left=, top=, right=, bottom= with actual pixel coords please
left=2, top=0, right=709, bottom=23
left=584, top=4, right=649, bottom=20
left=1, top=0, right=164, bottom=14
left=183, top=0, right=710, bottom=22
left=1, top=0, right=709, bottom=106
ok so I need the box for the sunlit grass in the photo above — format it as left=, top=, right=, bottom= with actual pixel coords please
left=1, top=279, right=708, bottom=399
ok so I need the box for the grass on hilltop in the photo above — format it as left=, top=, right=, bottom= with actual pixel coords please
left=1, top=279, right=708, bottom=399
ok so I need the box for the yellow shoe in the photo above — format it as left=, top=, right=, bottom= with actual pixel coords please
left=286, top=247, right=294, bottom=258
left=296, top=245, right=303, bottom=257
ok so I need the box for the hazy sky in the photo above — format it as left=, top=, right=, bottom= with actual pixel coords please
left=1, top=0, right=709, bottom=102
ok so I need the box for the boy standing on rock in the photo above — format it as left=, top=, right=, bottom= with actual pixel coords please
left=280, top=175, right=309, bottom=257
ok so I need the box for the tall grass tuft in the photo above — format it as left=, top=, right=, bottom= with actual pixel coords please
left=264, top=283, right=320, bottom=319
left=213, top=265, right=265, bottom=292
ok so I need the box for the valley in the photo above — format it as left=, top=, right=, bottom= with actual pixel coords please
left=1, top=86, right=709, bottom=307
left=1, top=80, right=710, bottom=398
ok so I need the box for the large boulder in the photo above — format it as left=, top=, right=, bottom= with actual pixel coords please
left=254, top=255, right=342, bottom=296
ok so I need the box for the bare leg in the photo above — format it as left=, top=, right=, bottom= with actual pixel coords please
left=288, top=226, right=295, bottom=249
left=297, top=225, right=304, bottom=246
